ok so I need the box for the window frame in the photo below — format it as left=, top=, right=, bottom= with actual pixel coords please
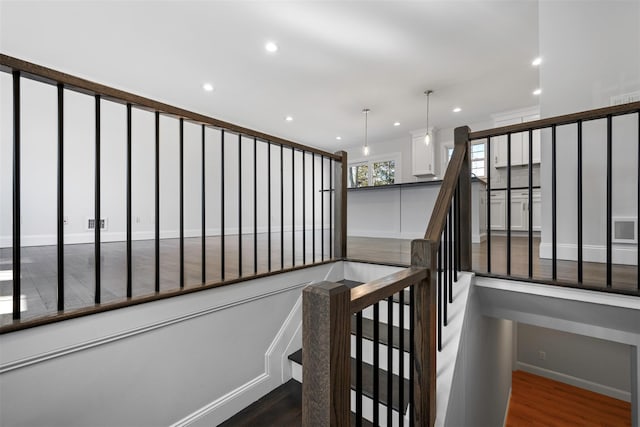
left=443, top=141, right=486, bottom=178
left=348, top=152, right=402, bottom=188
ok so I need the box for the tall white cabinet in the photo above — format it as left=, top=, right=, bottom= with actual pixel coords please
left=493, top=108, right=541, bottom=168
left=490, top=189, right=541, bottom=231
left=411, top=128, right=435, bottom=176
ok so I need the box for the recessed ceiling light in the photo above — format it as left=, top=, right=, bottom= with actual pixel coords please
left=336, top=136, right=342, bottom=140
left=453, top=107, right=462, bottom=113
left=202, top=83, right=214, bottom=92
left=532, top=57, right=542, bottom=66
left=393, top=122, right=400, bottom=127
left=265, top=42, right=278, bottom=53
left=533, top=88, right=542, bottom=96
left=285, top=116, right=293, bottom=121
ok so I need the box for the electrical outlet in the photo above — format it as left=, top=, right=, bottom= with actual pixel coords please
left=538, top=350, right=546, bottom=360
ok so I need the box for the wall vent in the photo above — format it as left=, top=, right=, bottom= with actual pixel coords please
left=612, top=217, right=636, bottom=244
left=87, top=218, right=108, bottom=231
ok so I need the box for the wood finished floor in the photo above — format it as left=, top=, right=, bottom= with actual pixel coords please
left=1, top=234, right=638, bottom=326
left=506, top=370, right=631, bottom=427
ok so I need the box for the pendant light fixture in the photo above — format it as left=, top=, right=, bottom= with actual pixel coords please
left=424, top=90, right=433, bottom=146
left=362, top=108, right=370, bottom=156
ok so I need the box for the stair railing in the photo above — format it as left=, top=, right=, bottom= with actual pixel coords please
left=0, top=54, right=348, bottom=332
left=302, top=130, right=471, bottom=426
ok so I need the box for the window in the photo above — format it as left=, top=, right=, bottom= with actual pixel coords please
left=348, top=163, right=369, bottom=188
left=348, top=155, right=398, bottom=188
left=445, top=142, right=486, bottom=178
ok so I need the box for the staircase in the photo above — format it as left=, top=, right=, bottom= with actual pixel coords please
left=220, top=280, right=413, bottom=426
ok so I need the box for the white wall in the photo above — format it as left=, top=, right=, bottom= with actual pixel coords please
left=0, top=76, right=334, bottom=248
left=0, top=263, right=341, bottom=427
left=444, top=280, right=513, bottom=427
left=517, top=322, right=631, bottom=401
left=538, top=1, right=640, bottom=264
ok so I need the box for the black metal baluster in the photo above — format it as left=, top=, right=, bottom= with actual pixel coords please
left=552, top=125, right=557, bottom=281
left=443, top=227, right=448, bottom=327
left=127, top=104, right=133, bottom=297
left=292, top=148, right=295, bottom=267
left=507, top=133, right=512, bottom=276
left=398, top=290, right=405, bottom=427
left=356, top=311, right=363, bottom=426
left=606, top=116, right=612, bottom=287
left=486, top=137, right=492, bottom=273
left=448, top=204, right=453, bottom=303
left=409, top=285, right=415, bottom=427
left=302, top=151, right=306, bottom=265
left=221, top=130, right=225, bottom=281
left=528, top=129, right=533, bottom=279
left=254, top=137, right=258, bottom=275
left=155, top=112, right=160, bottom=293
left=454, top=188, right=458, bottom=281
left=179, top=118, right=184, bottom=288
left=387, top=295, right=393, bottom=426
left=321, top=155, right=324, bottom=261
left=637, top=112, right=640, bottom=292
left=329, top=158, right=333, bottom=259
left=577, top=120, right=583, bottom=284
left=57, top=83, right=64, bottom=312
left=94, top=94, right=101, bottom=305
left=238, top=134, right=242, bottom=277
left=268, top=142, right=271, bottom=272
left=280, top=144, right=284, bottom=270
left=373, top=301, right=380, bottom=426
left=12, top=71, right=21, bottom=319
left=312, top=153, right=316, bottom=263
left=438, top=242, right=442, bottom=352
left=202, top=125, right=206, bottom=284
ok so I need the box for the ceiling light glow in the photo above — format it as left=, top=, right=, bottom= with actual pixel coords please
left=533, top=88, right=542, bottom=96
left=203, top=83, right=214, bottom=92
left=532, top=57, right=542, bottom=66
left=393, top=122, right=400, bottom=127
left=453, top=107, right=461, bottom=113
left=265, top=42, right=278, bottom=53
left=336, top=136, right=342, bottom=140
left=285, top=116, right=293, bottom=121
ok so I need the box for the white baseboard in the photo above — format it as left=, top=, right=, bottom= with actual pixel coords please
left=539, top=242, right=638, bottom=266
left=502, top=386, right=512, bottom=427
left=517, top=361, right=631, bottom=402
left=171, top=294, right=304, bottom=427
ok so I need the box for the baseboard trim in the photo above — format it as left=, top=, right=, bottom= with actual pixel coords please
left=502, top=386, right=512, bottom=427
left=517, top=361, right=631, bottom=402
left=539, top=242, right=638, bottom=266
left=169, top=373, right=271, bottom=427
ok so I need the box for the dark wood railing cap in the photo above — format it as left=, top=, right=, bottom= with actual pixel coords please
left=0, top=53, right=341, bottom=160
left=349, top=266, right=427, bottom=314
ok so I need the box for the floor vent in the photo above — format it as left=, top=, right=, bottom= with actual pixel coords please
left=612, top=217, right=636, bottom=244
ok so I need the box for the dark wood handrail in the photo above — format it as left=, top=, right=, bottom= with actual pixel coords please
left=349, top=267, right=427, bottom=313
left=424, top=143, right=466, bottom=243
left=470, top=101, right=640, bottom=140
left=0, top=53, right=340, bottom=160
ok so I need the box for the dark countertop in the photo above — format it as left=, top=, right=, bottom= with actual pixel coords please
left=490, top=185, right=541, bottom=191
left=348, top=177, right=486, bottom=192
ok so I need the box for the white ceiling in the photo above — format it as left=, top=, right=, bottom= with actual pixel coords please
left=0, top=0, right=540, bottom=151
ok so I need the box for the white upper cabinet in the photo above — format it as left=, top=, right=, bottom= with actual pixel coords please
left=492, top=108, right=540, bottom=168
left=411, top=128, right=435, bottom=176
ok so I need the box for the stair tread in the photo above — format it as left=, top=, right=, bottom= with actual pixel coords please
left=288, top=349, right=411, bottom=413
left=220, top=379, right=374, bottom=426
left=352, top=316, right=411, bottom=352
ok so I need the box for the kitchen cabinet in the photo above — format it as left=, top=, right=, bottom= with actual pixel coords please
left=490, top=190, right=506, bottom=230
left=411, top=129, right=435, bottom=176
left=493, top=110, right=540, bottom=168
left=489, top=189, right=541, bottom=231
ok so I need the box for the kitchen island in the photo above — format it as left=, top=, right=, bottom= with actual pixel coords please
left=347, top=178, right=487, bottom=242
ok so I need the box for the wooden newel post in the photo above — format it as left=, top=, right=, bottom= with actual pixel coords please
left=454, top=126, right=472, bottom=271
left=302, top=281, right=351, bottom=426
left=333, top=151, right=348, bottom=258
left=411, top=239, right=437, bottom=426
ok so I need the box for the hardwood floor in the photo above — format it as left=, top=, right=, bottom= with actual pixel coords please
left=506, top=370, right=631, bottom=427
left=1, top=234, right=637, bottom=326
